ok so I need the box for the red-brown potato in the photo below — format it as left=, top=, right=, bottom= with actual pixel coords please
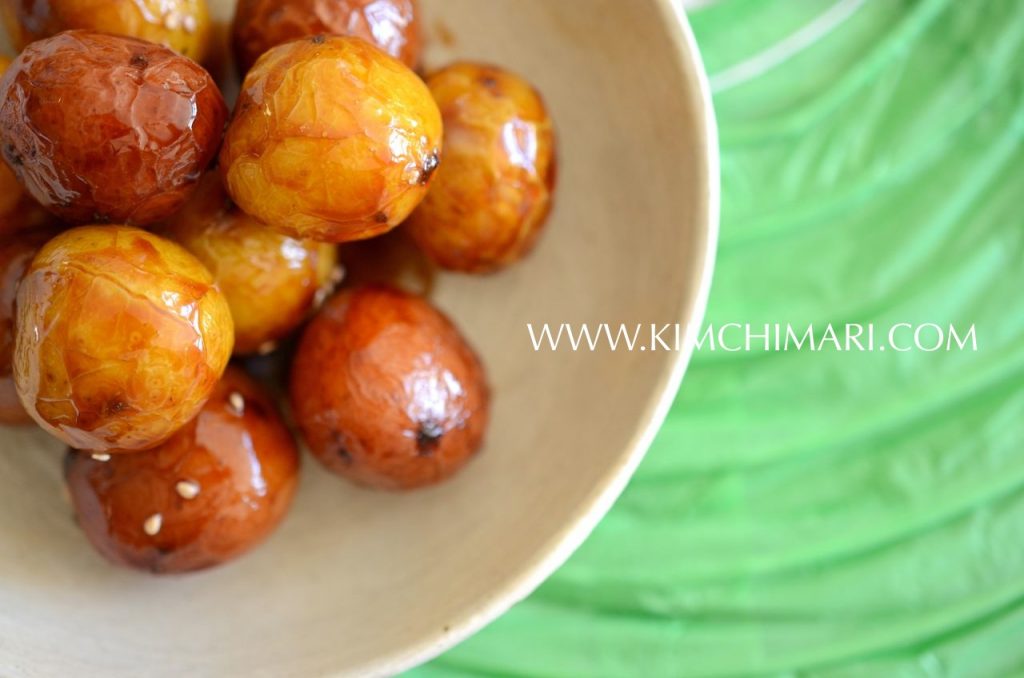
left=13, top=226, right=234, bottom=452
left=219, top=35, right=442, bottom=243
left=0, top=31, right=227, bottom=226
left=1, top=0, right=213, bottom=61
left=232, top=0, right=420, bottom=74
left=65, top=367, right=300, bottom=574
left=407, top=63, right=556, bottom=273
left=163, top=175, right=340, bottom=355
left=290, top=286, right=489, bottom=489
left=0, top=230, right=54, bottom=425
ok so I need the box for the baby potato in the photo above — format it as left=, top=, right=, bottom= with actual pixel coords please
left=0, top=31, right=227, bottom=226
left=163, top=175, right=340, bottom=355
left=290, top=286, right=489, bottom=490
left=13, top=226, right=234, bottom=452
left=65, top=367, right=300, bottom=574
left=232, top=0, right=420, bottom=74
left=0, top=229, right=53, bottom=425
left=1, top=0, right=212, bottom=61
left=407, top=63, right=556, bottom=273
left=220, top=35, right=442, bottom=243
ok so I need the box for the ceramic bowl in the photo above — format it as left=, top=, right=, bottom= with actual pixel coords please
left=0, top=0, right=717, bottom=674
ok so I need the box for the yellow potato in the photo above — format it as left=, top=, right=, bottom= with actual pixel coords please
left=220, top=35, right=442, bottom=243
left=13, top=226, right=233, bottom=452
left=407, top=63, right=556, bottom=273
left=1, top=0, right=212, bottom=61
left=163, top=176, right=339, bottom=354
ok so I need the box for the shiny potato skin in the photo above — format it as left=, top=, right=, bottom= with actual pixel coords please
left=407, top=63, right=556, bottom=273
left=1, top=0, right=212, bottom=61
left=0, top=31, right=228, bottom=226
left=291, top=286, right=488, bottom=489
left=232, top=0, right=420, bottom=74
left=164, top=175, right=339, bottom=354
left=13, top=226, right=234, bottom=452
left=65, top=367, right=300, bottom=574
left=0, top=230, right=53, bottom=425
left=220, top=35, right=442, bottom=243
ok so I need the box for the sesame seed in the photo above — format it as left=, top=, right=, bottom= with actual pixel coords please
left=228, top=392, right=245, bottom=415
left=143, top=513, right=163, bottom=536
left=91, top=453, right=111, bottom=462
left=329, top=265, right=345, bottom=286
left=257, top=341, right=277, bottom=356
left=175, top=480, right=200, bottom=500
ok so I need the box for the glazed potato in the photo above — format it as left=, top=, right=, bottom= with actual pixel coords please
left=0, top=230, right=53, bottom=425
left=407, top=63, right=556, bottom=273
left=220, top=35, right=442, bottom=243
left=164, top=175, right=340, bottom=355
left=1, top=0, right=212, bottom=61
left=232, top=0, right=420, bottom=74
left=65, top=367, right=300, bottom=574
left=0, top=31, right=227, bottom=226
left=291, top=286, right=489, bottom=489
left=13, top=226, right=234, bottom=452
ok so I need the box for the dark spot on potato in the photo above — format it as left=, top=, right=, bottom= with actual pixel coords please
left=104, top=399, right=128, bottom=416
left=310, top=34, right=326, bottom=45
left=130, top=54, right=148, bottom=69
left=374, top=211, right=389, bottom=224
left=416, top=420, right=443, bottom=455
left=418, top=151, right=439, bottom=186
left=330, top=431, right=353, bottom=463
left=4, top=144, right=22, bottom=166
left=480, top=75, right=498, bottom=89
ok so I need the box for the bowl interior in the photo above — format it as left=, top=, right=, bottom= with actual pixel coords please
left=0, top=1, right=715, bottom=675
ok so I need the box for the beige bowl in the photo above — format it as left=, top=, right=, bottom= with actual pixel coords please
left=0, top=0, right=717, bottom=675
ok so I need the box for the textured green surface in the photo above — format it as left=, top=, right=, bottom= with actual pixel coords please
left=419, top=1, right=1024, bottom=675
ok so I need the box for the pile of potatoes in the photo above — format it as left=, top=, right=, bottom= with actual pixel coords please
left=0, top=0, right=555, bottom=574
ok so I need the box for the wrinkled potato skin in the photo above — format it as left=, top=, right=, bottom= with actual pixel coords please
left=0, top=31, right=227, bottom=226
left=232, top=0, right=420, bottom=74
left=164, top=175, right=339, bottom=354
left=1, top=0, right=212, bottom=61
left=407, top=63, right=556, bottom=273
left=220, top=36, right=442, bottom=243
left=65, top=367, right=300, bottom=574
left=291, top=286, right=489, bottom=490
left=14, top=226, right=234, bottom=452
left=0, top=230, right=54, bottom=425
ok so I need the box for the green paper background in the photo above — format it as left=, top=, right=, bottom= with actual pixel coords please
left=418, top=0, right=1024, bottom=675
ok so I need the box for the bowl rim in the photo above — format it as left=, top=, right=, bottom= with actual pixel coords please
left=361, top=1, right=722, bottom=674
